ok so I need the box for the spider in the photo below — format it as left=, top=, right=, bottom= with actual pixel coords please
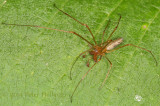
left=2, top=4, right=157, bottom=103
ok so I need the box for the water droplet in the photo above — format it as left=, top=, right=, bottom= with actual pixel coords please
left=134, top=95, right=142, bottom=102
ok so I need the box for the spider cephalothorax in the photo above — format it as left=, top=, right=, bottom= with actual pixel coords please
left=89, top=46, right=105, bottom=62
left=89, top=38, right=123, bottom=62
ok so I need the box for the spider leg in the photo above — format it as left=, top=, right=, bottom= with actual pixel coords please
left=54, top=4, right=97, bottom=45
left=106, top=44, right=158, bottom=66
left=70, top=62, right=98, bottom=103
left=103, top=15, right=121, bottom=46
left=101, top=19, right=111, bottom=45
left=2, top=23, right=93, bottom=46
left=99, top=56, right=112, bottom=90
left=70, top=48, right=92, bottom=80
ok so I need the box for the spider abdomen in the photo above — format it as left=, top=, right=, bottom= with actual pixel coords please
left=106, top=38, right=123, bottom=51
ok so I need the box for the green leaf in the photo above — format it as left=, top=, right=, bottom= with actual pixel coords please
left=0, top=0, right=159, bottom=105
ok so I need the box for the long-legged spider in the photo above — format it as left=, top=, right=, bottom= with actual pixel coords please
left=2, top=4, right=157, bottom=103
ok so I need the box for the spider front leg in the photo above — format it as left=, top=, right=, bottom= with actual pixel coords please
left=54, top=4, right=97, bottom=45
left=2, top=23, right=93, bottom=46
left=101, top=19, right=111, bottom=45
left=103, top=15, right=121, bottom=45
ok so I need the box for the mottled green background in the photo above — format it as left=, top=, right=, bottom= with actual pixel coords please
left=0, top=0, right=159, bottom=105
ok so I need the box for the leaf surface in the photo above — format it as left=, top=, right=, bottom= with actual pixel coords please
left=0, top=0, right=160, bottom=105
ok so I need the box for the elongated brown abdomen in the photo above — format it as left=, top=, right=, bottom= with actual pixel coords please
left=106, top=38, right=123, bottom=50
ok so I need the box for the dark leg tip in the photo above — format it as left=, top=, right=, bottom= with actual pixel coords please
left=70, top=77, right=72, bottom=80
left=70, top=75, right=72, bottom=80
left=70, top=97, right=72, bottom=103
left=53, top=3, right=56, bottom=7
left=70, top=72, right=72, bottom=80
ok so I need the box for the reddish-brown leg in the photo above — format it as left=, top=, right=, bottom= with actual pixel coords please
left=103, top=15, right=121, bottom=46
left=70, top=55, right=102, bottom=102
left=54, top=4, right=97, bottom=45
left=2, top=23, right=93, bottom=46
left=99, top=40, right=112, bottom=47
left=101, top=19, right=111, bottom=45
left=99, top=56, right=112, bottom=90
left=70, top=48, right=92, bottom=80
left=98, top=55, right=103, bottom=61
left=107, top=44, right=158, bottom=66
left=70, top=62, right=98, bottom=103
